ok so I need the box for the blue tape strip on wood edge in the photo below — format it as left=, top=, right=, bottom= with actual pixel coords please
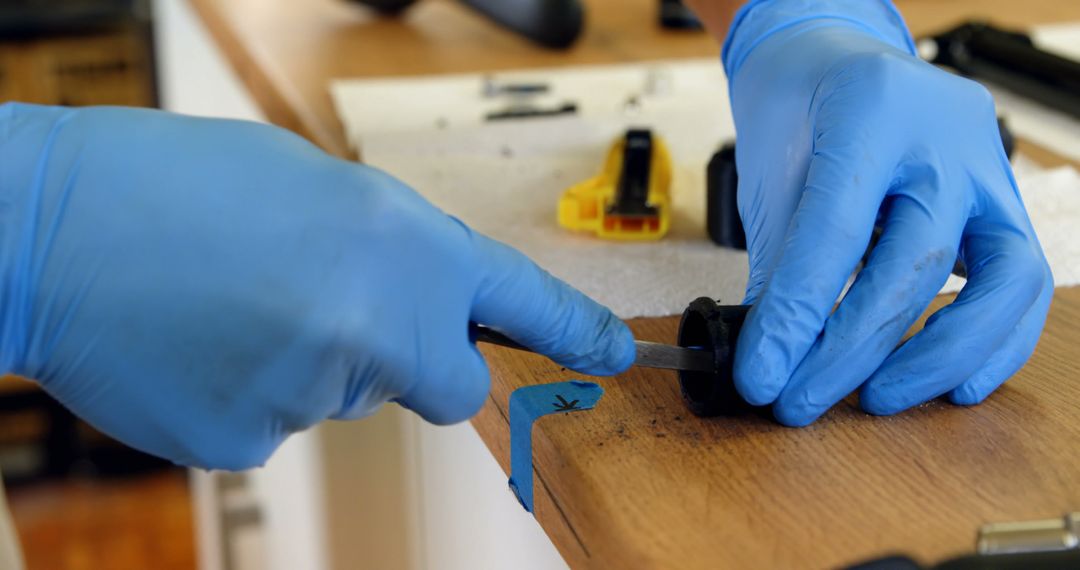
left=508, top=380, right=604, bottom=513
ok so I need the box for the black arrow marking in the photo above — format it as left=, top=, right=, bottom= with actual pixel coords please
left=552, top=394, right=580, bottom=411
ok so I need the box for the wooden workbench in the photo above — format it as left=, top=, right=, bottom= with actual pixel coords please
left=190, top=0, right=1080, bottom=567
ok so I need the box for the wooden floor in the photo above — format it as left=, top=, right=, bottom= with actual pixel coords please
left=7, top=470, right=196, bottom=570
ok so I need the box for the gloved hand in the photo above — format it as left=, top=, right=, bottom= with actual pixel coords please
left=722, top=0, right=1052, bottom=425
left=0, top=103, right=634, bottom=469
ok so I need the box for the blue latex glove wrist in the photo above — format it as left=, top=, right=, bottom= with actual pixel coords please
left=721, top=0, right=1052, bottom=425
left=0, top=103, right=634, bottom=469
left=722, top=0, right=915, bottom=76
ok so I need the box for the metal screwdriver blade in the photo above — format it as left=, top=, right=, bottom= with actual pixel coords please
left=470, top=323, right=715, bottom=374
left=633, top=341, right=715, bottom=373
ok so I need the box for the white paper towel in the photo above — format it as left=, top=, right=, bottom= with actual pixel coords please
left=331, top=59, right=1080, bottom=318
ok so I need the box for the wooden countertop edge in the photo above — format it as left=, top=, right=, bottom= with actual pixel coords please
left=187, top=0, right=353, bottom=159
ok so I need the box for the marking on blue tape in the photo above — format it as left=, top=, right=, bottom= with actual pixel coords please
left=508, top=380, right=603, bottom=513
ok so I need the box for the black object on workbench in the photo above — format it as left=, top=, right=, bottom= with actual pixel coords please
left=0, top=0, right=139, bottom=38
left=658, top=0, right=702, bottom=30
left=485, top=102, right=578, bottom=121
left=350, top=0, right=583, bottom=49
left=705, top=118, right=1015, bottom=251
left=609, top=129, right=660, bottom=217
left=846, top=549, right=1080, bottom=569
left=926, top=21, right=1080, bottom=120
left=705, top=142, right=745, bottom=250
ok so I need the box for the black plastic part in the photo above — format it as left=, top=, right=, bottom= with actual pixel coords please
left=676, top=298, right=751, bottom=417
left=848, top=549, right=1080, bottom=570
left=608, top=129, right=660, bottom=217
left=935, top=549, right=1080, bottom=569
left=0, top=0, right=139, bottom=39
left=658, top=0, right=702, bottom=30
left=705, top=142, right=746, bottom=250
left=350, top=0, right=420, bottom=15
left=349, top=0, right=582, bottom=48
left=707, top=115, right=1012, bottom=254
left=459, top=0, right=583, bottom=49
left=844, top=555, right=924, bottom=570
left=485, top=102, right=577, bottom=121
left=928, top=21, right=1080, bottom=119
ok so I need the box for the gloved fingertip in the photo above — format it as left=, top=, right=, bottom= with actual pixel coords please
left=551, top=309, right=634, bottom=377
left=734, top=377, right=784, bottom=407
left=733, top=370, right=783, bottom=407
left=858, top=384, right=905, bottom=417
left=602, top=319, right=636, bottom=375
left=773, top=388, right=826, bottom=427
left=733, top=340, right=785, bottom=406
left=772, top=403, right=818, bottom=428
left=947, top=382, right=990, bottom=407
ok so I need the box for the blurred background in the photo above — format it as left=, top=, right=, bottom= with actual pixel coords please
left=0, top=3, right=188, bottom=568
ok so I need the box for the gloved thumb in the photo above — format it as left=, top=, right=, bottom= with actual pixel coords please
left=394, top=336, right=491, bottom=425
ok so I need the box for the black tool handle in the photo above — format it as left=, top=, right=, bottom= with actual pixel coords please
left=929, top=21, right=1080, bottom=119
left=469, top=323, right=529, bottom=351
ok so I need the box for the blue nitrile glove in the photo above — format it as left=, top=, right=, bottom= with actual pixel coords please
left=723, top=0, right=1053, bottom=426
left=0, top=103, right=634, bottom=470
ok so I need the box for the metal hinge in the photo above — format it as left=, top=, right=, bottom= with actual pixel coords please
left=977, top=512, right=1080, bottom=555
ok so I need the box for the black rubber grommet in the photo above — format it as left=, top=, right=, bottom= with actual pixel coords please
left=676, top=298, right=751, bottom=417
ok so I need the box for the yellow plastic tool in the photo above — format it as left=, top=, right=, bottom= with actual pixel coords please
left=558, top=128, right=672, bottom=241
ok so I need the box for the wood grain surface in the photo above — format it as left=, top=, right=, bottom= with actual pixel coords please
left=185, top=0, right=1080, bottom=567
left=475, top=289, right=1080, bottom=568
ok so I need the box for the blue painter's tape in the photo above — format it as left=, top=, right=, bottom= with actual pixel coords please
left=508, top=380, right=604, bottom=513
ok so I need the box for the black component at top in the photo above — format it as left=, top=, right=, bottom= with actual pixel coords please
left=705, top=142, right=746, bottom=250
left=485, top=102, right=577, bottom=121
left=658, top=0, right=702, bottom=30
left=845, top=548, right=1080, bottom=570
left=349, top=0, right=583, bottom=49
left=607, top=129, right=659, bottom=218
left=352, top=0, right=418, bottom=14
left=0, top=0, right=142, bottom=39
left=676, top=298, right=752, bottom=417
left=927, top=21, right=1080, bottom=119
left=706, top=115, right=1014, bottom=251
left=844, top=555, right=923, bottom=570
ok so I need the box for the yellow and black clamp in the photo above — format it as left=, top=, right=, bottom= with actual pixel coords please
left=558, top=128, right=672, bottom=240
